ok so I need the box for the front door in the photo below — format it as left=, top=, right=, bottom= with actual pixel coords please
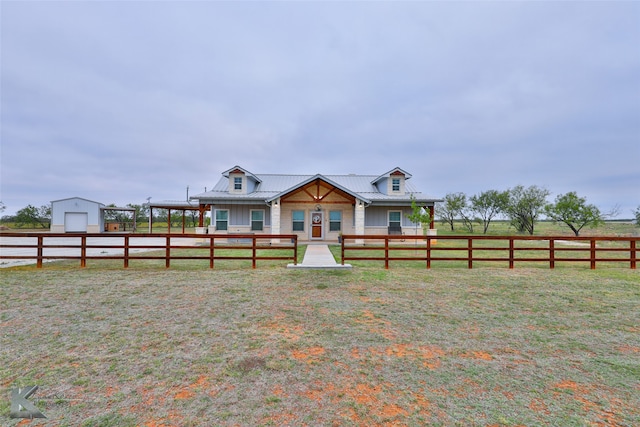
left=311, top=212, right=323, bottom=239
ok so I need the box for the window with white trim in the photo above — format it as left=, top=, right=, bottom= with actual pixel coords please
left=251, top=210, right=264, bottom=231
left=388, top=211, right=402, bottom=229
left=329, top=210, right=342, bottom=231
left=292, top=210, right=304, bottom=231
left=392, top=178, right=400, bottom=192
left=215, top=210, right=228, bottom=231
left=234, top=177, right=242, bottom=191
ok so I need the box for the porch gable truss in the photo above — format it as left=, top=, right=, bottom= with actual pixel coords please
left=282, top=179, right=352, bottom=204
left=268, top=175, right=368, bottom=205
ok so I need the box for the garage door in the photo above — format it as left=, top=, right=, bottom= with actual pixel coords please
left=65, top=212, right=88, bottom=232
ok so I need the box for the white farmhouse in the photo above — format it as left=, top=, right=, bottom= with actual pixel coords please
left=189, top=166, right=442, bottom=242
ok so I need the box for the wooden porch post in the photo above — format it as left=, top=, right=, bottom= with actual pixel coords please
left=198, top=205, right=205, bottom=227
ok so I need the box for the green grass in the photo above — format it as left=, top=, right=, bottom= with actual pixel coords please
left=437, top=219, right=638, bottom=237
left=2, top=219, right=637, bottom=236
left=1, top=267, right=639, bottom=426
left=1, top=245, right=302, bottom=271
left=337, top=237, right=637, bottom=270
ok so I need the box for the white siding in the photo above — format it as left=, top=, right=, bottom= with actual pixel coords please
left=213, top=204, right=271, bottom=229
left=364, top=206, right=416, bottom=227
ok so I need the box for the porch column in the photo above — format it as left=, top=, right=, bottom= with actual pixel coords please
left=198, top=205, right=205, bottom=227
left=270, top=198, right=281, bottom=243
left=355, top=198, right=365, bottom=244
left=195, top=204, right=207, bottom=235
left=208, top=205, right=215, bottom=233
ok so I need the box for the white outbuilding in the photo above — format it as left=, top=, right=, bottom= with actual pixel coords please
left=51, top=197, right=136, bottom=233
left=51, top=197, right=105, bottom=233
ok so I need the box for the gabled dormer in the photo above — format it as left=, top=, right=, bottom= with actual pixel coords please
left=371, top=167, right=412, bottom=196
left=222, top=166, right=261, bottom=195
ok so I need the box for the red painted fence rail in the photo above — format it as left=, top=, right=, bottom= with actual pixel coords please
left=0, top=233, right=298, bottom=269
left=341, top=235, right=638, bottom=270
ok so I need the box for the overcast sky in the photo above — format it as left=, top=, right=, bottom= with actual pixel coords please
left=1, top=1, right=639, bottom=217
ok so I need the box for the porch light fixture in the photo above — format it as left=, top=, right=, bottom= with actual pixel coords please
left=315, top=204, right=322, bottom=211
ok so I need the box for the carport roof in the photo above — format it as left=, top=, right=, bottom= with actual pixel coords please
left=147, top=200, right=202, bottom=210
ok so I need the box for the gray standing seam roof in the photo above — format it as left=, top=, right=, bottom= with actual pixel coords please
left=192, top=173, right=440, bottom=203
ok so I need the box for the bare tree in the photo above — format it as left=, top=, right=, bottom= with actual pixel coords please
left=459, top=207, right=477, bottom=233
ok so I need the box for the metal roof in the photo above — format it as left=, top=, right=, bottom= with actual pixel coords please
left=148, top=200, right=200, bottom=209
left=102, top=206, right=136, bottom=211
left=191, top=170, right=442, bottom=204
left=51, top=196, right=105, bottom=206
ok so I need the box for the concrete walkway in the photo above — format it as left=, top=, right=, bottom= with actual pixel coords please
left=287, top=244, right=352, bottom=269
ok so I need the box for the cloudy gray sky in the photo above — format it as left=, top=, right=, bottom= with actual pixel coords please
left=2, top=1, right=639, bottom=217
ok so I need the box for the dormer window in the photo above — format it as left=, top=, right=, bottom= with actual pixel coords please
left=229, top=171, right=246, bottom=194
left=223, top=167, right=261, bottom=195
left=389, top=173, right=405, bottom=195
left=372, top=168, right=411, bottom=196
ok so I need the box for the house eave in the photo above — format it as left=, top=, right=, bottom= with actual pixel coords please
left=191, top=196, right=271, bottom=206
left=368, top=200, right=440, bottom=207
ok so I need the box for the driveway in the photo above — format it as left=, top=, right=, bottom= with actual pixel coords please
left=0, top=235, right=200, bottom=268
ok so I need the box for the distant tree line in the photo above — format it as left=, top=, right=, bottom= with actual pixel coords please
left=150, top=208, right=201, bottom=228
left=437, top=186, right=628, bottom=236
left=1, top=204, right=53, bottom=229
left=103, top=204, right=148, bottom=224
left=1, top=197, right=638, bottom=234
left=94, top=204, right=201, bottom=227
left=0, top=201, right=203, bottom=229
